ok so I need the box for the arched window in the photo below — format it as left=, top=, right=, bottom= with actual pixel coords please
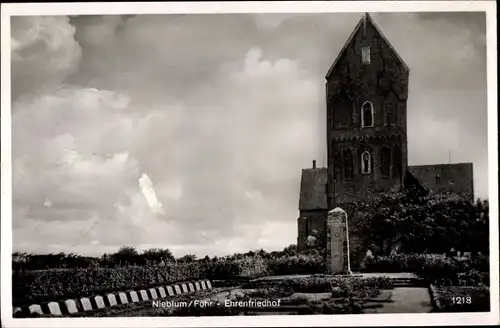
left=381, top=147, right=391, bottom=178
left=361, top=151, right=372, bottom=174
left=392, top=145, right=402, bottom=180
left=333, top=92, right=351, bottom=129
left=333, top=151, right=342, bottom=181
left=343, top=149, right=353, bottom=181
left=361, top=101, right=374, bottom=127
left=384, top=110, right=391, bottom=126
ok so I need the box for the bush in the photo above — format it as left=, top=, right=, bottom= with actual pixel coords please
left=200, top=256, right=268, bottom=280
left=266, top=254, right=324, bottom=275
left=13, top=255, right=269, bottom=306
left=12, top=263, right=200, bottom=307
left=242, top=276, right=393, bottom=294
left=362, top=254, right=489, bottom=286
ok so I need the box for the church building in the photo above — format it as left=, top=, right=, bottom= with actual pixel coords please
left=297, top=13, right=474, bottom=252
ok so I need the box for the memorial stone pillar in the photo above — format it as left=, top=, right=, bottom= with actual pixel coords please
left=326, top=207, right=351, bottom=274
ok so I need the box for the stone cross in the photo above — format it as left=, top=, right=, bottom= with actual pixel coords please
left=326, top=207, right=352, bottom=274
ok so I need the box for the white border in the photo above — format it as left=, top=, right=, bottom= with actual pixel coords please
left=1, top=1, right=498, bottom=327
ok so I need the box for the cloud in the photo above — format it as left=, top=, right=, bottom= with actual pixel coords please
left=138, top=173, right=166, bottom=217
left=11, top=16, right=82, bottom=100
left=11, top=12, right=488, bottom=257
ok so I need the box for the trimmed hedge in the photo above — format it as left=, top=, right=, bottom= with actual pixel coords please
left=12, top=263, right=201, bottom=307
left=266, top=254, right=325, bottom=275
left=200, top=257, right=268, bottom=280
left=242, top=275, right=393, bottom=293
left=362, top=254, right=489, bottom=286
left=13, top=256, right=269, bottom=307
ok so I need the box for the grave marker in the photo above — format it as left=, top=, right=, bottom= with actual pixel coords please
left=326, top=207, right=351, bottom=274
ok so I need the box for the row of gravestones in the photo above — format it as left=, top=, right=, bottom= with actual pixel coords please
left=13, top=279, right=213, bottom=317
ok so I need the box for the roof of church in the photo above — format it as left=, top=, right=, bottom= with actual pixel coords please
left=325, top=12, right=410, bottom=79
left=299, top=168, right=328, bottom=211
left=408, top=163, right=474, bottom=199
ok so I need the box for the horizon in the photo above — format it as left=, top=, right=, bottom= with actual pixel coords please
left=11, top=12, right=488, bottom=258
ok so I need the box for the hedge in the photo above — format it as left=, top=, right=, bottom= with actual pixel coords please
left=242, top=275, right=393, bottom=293
left=361, top=254, right=489, bottom=286
left=12, top=263, right=201, bottom=307
left=13, top=256, right=269, bottom=307
left=266, top=254, right=325, bottom=275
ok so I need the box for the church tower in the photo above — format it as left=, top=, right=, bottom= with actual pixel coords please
left=325, top=13, right=410, bottom=208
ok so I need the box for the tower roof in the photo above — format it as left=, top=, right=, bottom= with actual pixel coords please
left=325, top=13, right=409, bottom=80
left=299, top=168, right=328, bottom=211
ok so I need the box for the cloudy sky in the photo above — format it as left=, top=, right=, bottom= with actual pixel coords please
left=10, top=12, right=488, bottom=257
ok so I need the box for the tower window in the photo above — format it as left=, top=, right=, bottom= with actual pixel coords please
left=332, top=92, right=352, bottom=129
left=333, top=150, right=342, bottom=181
left=361, top=101, right=374, bottom=127
left=361, top=46, right=371, bottom=64
left=381, top=146, right=391, bottom=178
left=436, top=174, right=441, bottom=184
left=343, top=149, right=353, bottom=181
left=392, top=145, right=402, bottom=180
left=361, top=151, right=371, bottom=174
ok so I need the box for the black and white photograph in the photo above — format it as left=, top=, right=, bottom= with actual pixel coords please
left=1, top=1, right=498, bottom=327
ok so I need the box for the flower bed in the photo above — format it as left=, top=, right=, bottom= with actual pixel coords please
left=241, top=275, right=393, bottom=294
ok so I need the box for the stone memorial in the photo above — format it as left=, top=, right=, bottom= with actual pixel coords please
left=194, top=282, right=201, bottom=291
left=174, top=285, right=182, bottom=294
left=129, top=291, right=140, bottom=303
left=94, top=296, right=106, bottom=309
left=158, top=287, right=167, bottom=298
left=65, top=299, right=78, bottom=314
left=47, top=302, right=62, bottom=316
left=205, top=280, right=212, bottom=289
left=181, top=284, right=188, bottom=293
left=200, top=281, right=207, bottom=290
left=140, top=290, right=149, bottom=301
left=188, top=283, right=195, bottom=292
left=325, top=207, right=351, bottom=274
left=80, top=298, right=93, bottom=311
left=167, top=286, right=175, bottom=296
left=107, top=294, right=118, bottom=306
left=119, top=292, right=129, bottom=304
left=29, top=304, right=43, bottom=315
left=149, top=288, right=158, bottom=299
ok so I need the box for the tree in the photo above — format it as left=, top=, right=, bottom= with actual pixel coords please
left=282, top=244, right=297, bottom=256
left=177, top=254, right=196, bottom=263
left=142, top=248, right=175, bottom=264
left=110, top=246, right=140, bottom=266
left=345, top=188, right=488, bottom=259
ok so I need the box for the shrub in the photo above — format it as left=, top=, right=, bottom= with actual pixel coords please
left=200, top=256, right=268, bottom=280
left=362, top=254, right=489, bottom=286
left=266, top=254, right=324, bottom=275
left=242, top=276, right=393, bottom=294
left=12, top=263, right=200, bottom=307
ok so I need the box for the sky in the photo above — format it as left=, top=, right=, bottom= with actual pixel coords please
left=10, top=12, right=488, bottom=258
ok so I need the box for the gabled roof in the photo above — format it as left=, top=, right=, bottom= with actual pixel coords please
left=325, top=12, right=410, bottom=80
left=298, top=168, right=328, bottom=211
left=408, top=163, right=474, bottom=200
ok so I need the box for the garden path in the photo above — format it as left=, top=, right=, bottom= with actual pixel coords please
left=363, top=287, right=433, bottom=313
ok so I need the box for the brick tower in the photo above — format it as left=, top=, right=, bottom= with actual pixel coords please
left=325, top=13, right=409, bottom=208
